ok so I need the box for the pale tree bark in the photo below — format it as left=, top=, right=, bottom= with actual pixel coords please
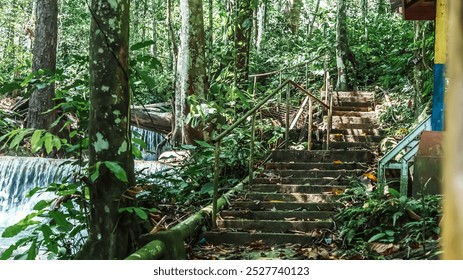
left=76, top=0, right=138, bottom=260
left=27, top=0, right=58, bottom=130
left=172, top=0, right=207, bottom=145
left=443, top=0, right=463, bottom=260
left=361, top=0, right=368, bottom=41
left=151, top=0, right=157, bottom=55
left=255, top=1, right=266, bottom=52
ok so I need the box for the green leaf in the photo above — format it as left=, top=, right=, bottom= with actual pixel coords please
left=49, top=211, right=72, bottom=232
left=392, top=211, right=403, bottom=227
left=0, top=82, right=22, bottom=94
left=195, top=140, right=214, bottom=149
left=30, top=130, right=43, bottom=152
left=44, top=133, right=53, bottom=154
left=130, top=40, right=156, bottom=51
left=385, top=230, right=395, bottom=237
left=33, top=200, right=50, bottom=211
left=104, top=161, right=128, bottom=183
left=26, top=238, right=38, bottom=260
left=0, top=237, right=33, bottom=260
left=1, top=213, right=40, bottom=238
left=132, top=138, right=147, bottom=149
left=119, top=207, right=134, bottom=213
left=200, top=182, right=214, bottom=195
left=388, top=188, right=400, bottom=198
left=9, top=129, right=30, bottom=150
left=53, top=136, right=62, bottom=151
left=368, top=232, right=386, bottom=243
left=133, top=208, right=148, bottom=220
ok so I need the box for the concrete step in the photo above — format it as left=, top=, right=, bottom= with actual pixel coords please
left=230, top=201, right=342, bottom=211
left=331, top=122, right=379, bottom=130
left=332, top=96, right=375, bottom=103
left=261, top=169, right=363, bottom=178
left=328, top=141, right=378, bottom=150
left=329, top=116, right=378, bottom=125
left=329, top=128, right=386, bottom=136
left=250, top=184, right=347, bottom=194
left=329, top=134, right=383, bottom=143
left=331, top=91, right=375, bottom=99
left=331, top=101, right=375, bottom=108
left=252, top=177, right=351, bottom=185
left=201, top=232, right=317, bottom=246
left=265, top=162, right=360, bottom=170
left=329, top=106, right=374, bottom=112
left=220, top=210, right=336, bottom=220
left=271, top=149, right=374, bottom=163
left=217, top=219, right=333, bottom=232
left=245, top=192, right=335, bottom=203
left=331, top=111, right=378, bottom=118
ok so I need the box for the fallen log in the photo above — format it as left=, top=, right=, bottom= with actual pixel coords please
left=131, top=106, right=172, bottom=134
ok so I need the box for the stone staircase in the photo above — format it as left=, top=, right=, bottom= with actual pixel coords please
left=200, top=90, right=384, bottom=249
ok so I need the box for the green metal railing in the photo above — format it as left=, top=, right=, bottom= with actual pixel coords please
left=210, top=78, right=331, bottom=228
left=377, top=116, right=432, bottom=196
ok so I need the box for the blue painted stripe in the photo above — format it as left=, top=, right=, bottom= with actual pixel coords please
left=432, top=64, right=445, bottom=131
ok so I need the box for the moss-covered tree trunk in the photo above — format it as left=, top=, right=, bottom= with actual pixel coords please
left=27, top=0, right=58, bottom=130
left=172, top=0, right=207, bottom=145
left=76, top=0, right=137, bottom=260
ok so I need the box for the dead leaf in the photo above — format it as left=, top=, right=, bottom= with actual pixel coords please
left=363, top=172, right=377, bottom=182
left=318, top=247, right=330, bottom=259
left=333, top=160, right=343, bottom=164
left=369, top=243, right=400, bottom=255
left=333, top=189, right=344, bottom=195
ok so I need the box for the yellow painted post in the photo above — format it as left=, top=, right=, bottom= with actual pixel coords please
left=443, top=0, right=463, bottom=260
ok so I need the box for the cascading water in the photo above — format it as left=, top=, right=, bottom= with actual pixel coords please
left=131, top=127, right=169, bottom=161
left=0, top=155, right=170, bottom=253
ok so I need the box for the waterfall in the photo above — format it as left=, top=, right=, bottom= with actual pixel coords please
left=131, top=127, right=169, bottom=161
left=0, top=156, right=170, bottom=252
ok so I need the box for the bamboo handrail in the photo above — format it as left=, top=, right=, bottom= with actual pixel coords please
left=248, top=55, right=323, bottom=78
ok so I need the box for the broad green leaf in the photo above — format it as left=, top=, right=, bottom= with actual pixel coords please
left=200, top=182, right=214, bottom=195
left=0, top=237, right=33, bottom=260
left=385, top=230, right=395, bottom=237
left=30, top=130, right=43, bottom=152
left=133, top=208, right=148, bottom=220
left=119, top=207, right=134, bottom=213
left=130, top=40, right=156, bottom=51
left=1, top=213, right=40, bottom=238
left=44, top=133, right=53, bottom=154
left=0, top=82, right=22, bottom=94
left=368, top=232, right=386, bottom=243
left=132, top=138, right=147, bottom=149
left=53, top=136, right=62, bottom=151
left=49, top=211, right=72, bottom=232
left=104, top=161, right=128, bottom=183
left=388, top=188, right=400, bottom=198
left=195, top=140, right=214, bottom=149
left=26, top=238, right=38, bottom=260
left=9, top=129, right=30, bottom=150
left=33, top=200, right=49, bottom=211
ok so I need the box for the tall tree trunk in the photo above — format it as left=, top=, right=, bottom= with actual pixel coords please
left=361, top=0, right=368, bottom=41
left=27, top=0, right=58, bottom=130
left=255, top=1, right=265, bottom=52
left=76, top=0, right=137, bottom=260
left=233, top=0, right=252, bottom=89
left=172, top=0, right=207, bottom=145
left=307, top=0, right=321, bottom=37
left=151, top=0, right=157, bottom=55
left=336, top=0, right=349, bottom=91
left=335, top=0, right=357, bottom=91
left=166, top=0, right=177, bottom=74
left=287, top=0, right=302, bottom=34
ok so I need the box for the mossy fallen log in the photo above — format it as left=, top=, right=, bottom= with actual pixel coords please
left=125, top=177, right=248, bottom=260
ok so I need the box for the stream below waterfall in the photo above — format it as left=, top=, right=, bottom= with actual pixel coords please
left=0, top=128, right=170, bottom=254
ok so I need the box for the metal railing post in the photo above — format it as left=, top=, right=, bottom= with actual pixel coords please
left=285, top=82, right=290, bottom=149
left=249, top=112, right=256, bottom=182
left=212, top=140, right=220, bottom=229
left=308, top=98, right=313, bottom=151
